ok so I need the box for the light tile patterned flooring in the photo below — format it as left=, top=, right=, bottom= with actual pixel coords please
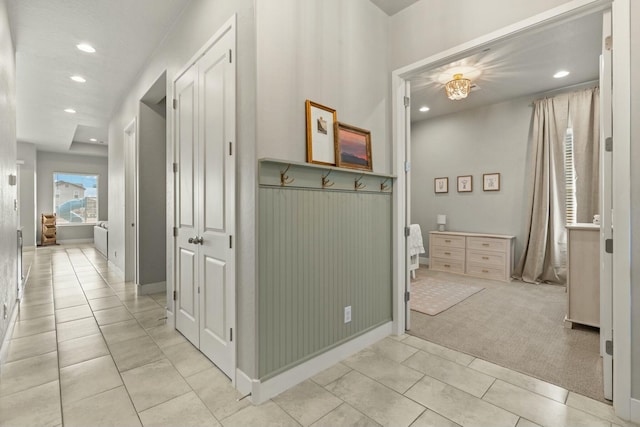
left=0, top=245, right=632, bottom=427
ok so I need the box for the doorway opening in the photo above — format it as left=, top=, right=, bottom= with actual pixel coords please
left=393, top=2, right=614, bottom=406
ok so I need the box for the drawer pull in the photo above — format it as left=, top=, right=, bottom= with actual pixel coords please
left=444, top=264, right=451, bottom=268
left=482, top=269, right=489, bottom=273
left=444, top=239, right=451, bottom=243
left=444, top=252, right=451, bottom=255
left=482, top=256, right=489, bottom=260
left=482, top=243, right=490, bottom=247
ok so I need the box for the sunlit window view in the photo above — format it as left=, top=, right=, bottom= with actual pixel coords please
left=53, top=173, right=99, bottom=224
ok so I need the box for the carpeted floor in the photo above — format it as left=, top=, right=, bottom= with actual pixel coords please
left=408, top=267, right=605, bottom=402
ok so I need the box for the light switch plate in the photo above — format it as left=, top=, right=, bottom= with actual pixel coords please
left=344, top=306, right=351, bottom=323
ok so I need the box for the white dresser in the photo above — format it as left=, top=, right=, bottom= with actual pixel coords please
left=565, top=223, right=600, bottom=328
left=429, top=231, right=515, bottom=282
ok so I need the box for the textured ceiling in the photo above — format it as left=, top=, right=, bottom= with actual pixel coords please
left=409, top=12, right=603, bottom=122
left=7, top=0, right=191, bottom=154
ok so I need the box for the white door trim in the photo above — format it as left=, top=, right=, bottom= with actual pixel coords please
left=124, top=117, right=138, bottom=284
left=391, top=0, right=634, bottom=421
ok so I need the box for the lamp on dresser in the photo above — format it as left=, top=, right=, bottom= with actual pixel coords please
left=436, top=214, right=447, bottom=231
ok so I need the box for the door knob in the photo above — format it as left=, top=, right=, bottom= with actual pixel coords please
left=195, top=236, right=204, bottom=245
left=188, top=237, right=196, bottom=244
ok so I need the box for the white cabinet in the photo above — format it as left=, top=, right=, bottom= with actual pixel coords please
left=429, top=231, right=515, bottom=282
left=565, top=224, right=600, bottom=328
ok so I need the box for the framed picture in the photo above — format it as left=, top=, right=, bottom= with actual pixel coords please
left=483, top=173, right=501, bottom=191
left=457, top=175, right=472, bottom=192
left=434, top=177, right=448, bottom=193
left=306, top=100, right=337, bottom=165
left=334, top=122, right=372, bottom=171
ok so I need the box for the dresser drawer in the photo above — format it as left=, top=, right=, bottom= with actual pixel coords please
left=466, top=250, right=505, bottom=267
left=431, top=258, right=464, bottom=274
left=431, top=234, right=465, bottom=249
left=431, top=246, right=465, bottom=261
left=466, top=263, right=506, bottom=281
left=467, top=237, right=507, bottom=252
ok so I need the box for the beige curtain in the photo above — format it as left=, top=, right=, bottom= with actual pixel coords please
left=514, top=88, right=600, bottom=284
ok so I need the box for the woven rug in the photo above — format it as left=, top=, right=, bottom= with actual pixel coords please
left=411, top=277, right=484, bottom=315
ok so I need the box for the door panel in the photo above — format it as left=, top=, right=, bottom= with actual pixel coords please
left=197, top=33, right=236, bottom=379
left=175, top=65, right=200, bottom=346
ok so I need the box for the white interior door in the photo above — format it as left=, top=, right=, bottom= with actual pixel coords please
left=404, top=81, right=412, bottom=331
left=124, top=119, right=138, bottom=283
left=175, top=64, right=200, bottom=346
left=599, top=9, right=613, bottom=401
left=174, top=25, right=236, bottom=379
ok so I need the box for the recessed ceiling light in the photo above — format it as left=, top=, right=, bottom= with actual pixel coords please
left=553, top=70, right=570, bottom=78
left=419, top=106, right=430, bottom=112
left=64, top=108, right=76, bottom=114
left=89, top=138, right=97, bottom=142
left=70, top=75, right=86, bottom=83
left=76, top=43, right=96, bottom=53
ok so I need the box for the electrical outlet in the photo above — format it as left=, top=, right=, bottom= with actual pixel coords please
left=344, top=306, right=351, bottom=323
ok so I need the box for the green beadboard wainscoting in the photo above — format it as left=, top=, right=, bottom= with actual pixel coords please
left=258, top=159, right=395, bottom=379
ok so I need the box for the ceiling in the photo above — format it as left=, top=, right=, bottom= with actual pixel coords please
left=7, top=0, right=191, bottom=155
left=409, top=12, right=603, bottom=122
left=370, top=0, right=419, bottom=16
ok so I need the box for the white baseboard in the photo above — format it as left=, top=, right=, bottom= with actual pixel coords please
left=0, top=300, right=20, bottom=365
left=240, top=321, right=392, bottom=404
left=419, top=256, right=429, bottom=266
left=630, top=397, right=640, bottom=423
left=57, top=238, right=94, bottom=244
left=166, top=310, right=175, bottom=328
left=107, top=261, right=125, bottom=279
left=137, top=281, right=166, bottom=295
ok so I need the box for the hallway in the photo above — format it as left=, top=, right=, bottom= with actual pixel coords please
left=0, top=245, right=629, bottom=427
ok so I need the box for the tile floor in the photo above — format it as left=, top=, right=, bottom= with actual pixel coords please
left=0, top=245, right=633, bottom=427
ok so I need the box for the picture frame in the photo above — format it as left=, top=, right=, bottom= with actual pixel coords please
left=483, top=173, right=501, bottom=191
left=457, top=175, right=472, bottom=192
left=305, top=100, right=337, bottom=165
left=334, top=122, right=373, bottom=171
left=434, top=177, right=449, bottom=193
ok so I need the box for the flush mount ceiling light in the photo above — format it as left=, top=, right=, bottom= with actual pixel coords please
left=419, top=106, right=430, bottom=112
left=553, top=70, right=570, bottom=78
left=445, top=73, right=471, bottom=100
left=89, top=138, right=97, bottom=142
left=64, top=108, right=76, bottom=114
left=70, top=75, right=86, bottom=83
left=76, top=43, right=96, bottom=53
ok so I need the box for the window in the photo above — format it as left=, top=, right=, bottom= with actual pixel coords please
left=564, top=128, right=576, bottom=224
left=53, top=173, right=99, bottom=225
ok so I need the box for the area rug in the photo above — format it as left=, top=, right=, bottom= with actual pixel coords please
left=410, top=277, right=484, bottom=315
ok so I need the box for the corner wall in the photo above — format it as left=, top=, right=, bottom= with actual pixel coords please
left=35, top=151, right=108, bottom=243
left=0, top=0, right=18, bottom=347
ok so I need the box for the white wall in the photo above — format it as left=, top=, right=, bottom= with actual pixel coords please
left=36, top=151, right=108, bottom=243
left=256, top=0, right=391, bottom=173
left=389, top=0, right=575, bottom=70
left=17, top=142, right=36, bottom=248
left=0, top=0, right=18, bottom=347
left=107, top=0, right=257, bottom=377
left=411, top=95, right=533, bottom=262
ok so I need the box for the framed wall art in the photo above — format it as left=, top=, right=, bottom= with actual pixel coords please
left=457, top=175, right=472, bottom=192
left=334, top=122, right=372, bottom=171
left=434, top=177, right=448, bottom=193
left=305, top=100, right=337, bottom=165
left=483, top=173, right=501, bottom=191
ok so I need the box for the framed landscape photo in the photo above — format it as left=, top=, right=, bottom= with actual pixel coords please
left=334, top=122, right=372, bottom=171
left=483, top=173, right=501, bottom=191
left=457, top=175, right=472, bottom=192
left=306, top=100, right=337, bottom=165
left=434, top=177, right=448, bottom=193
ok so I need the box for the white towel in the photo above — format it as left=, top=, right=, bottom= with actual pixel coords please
left=408, top=224, right=425, bottom=257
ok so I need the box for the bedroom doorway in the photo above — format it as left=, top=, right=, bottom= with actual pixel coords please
left=124, top=118, right=138, bottom=284
left=392, top=0, right=629, bottom=417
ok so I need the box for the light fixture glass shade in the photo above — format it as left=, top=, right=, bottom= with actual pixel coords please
left=445, top=73, right=471, bottom=100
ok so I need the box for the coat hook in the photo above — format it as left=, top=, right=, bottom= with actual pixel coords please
left=280, top=164, right=295, bottom=186
left=355, top=174, right=366, bottom=191
left=321, top=170, right=335, bottom=188
left=380, top=178, right=391, bottom=192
